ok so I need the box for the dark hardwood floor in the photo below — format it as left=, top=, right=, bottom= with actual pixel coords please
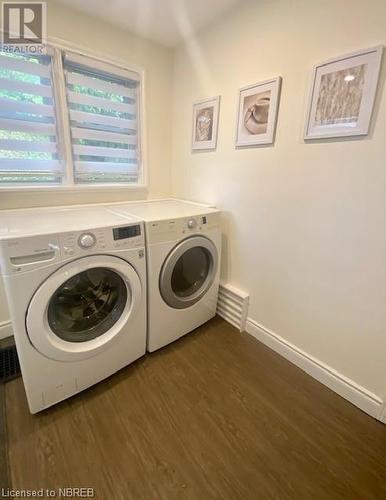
left=4, top=317, right=386, bottom=500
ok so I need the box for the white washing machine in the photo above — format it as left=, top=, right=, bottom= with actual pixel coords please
left=0, top=206, right=147, bottom=413
left=108, top=200, right=221, bottom=352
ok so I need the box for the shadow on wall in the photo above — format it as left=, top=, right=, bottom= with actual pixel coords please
left=219, top=211, right=231, bottom=283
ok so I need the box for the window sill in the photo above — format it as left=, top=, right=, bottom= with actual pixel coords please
left=0, top=183, right=148, bottom=193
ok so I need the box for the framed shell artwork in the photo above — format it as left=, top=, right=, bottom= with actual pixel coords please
left=235, top=77, right=282, bottom=147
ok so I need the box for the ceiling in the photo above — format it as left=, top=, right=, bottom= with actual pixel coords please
left=54, top=0, right=246, bottom=47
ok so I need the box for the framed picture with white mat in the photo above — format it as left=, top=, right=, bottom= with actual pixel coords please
left=235, top=77, right=282, bottom=147
left=304, top=46, right=383, bottom=140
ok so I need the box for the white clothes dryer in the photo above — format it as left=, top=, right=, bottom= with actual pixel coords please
left=108, top=200, right=221, bottom=352
left=0, top=206, right=146, bottom=413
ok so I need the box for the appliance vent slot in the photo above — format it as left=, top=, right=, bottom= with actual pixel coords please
left=216, top=283, right=249, bottom=332
left=0, top=344, right=21, bottom=382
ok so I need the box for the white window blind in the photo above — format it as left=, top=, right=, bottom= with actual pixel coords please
left=0, top=49, right=61, bottom=184
left=64, top=52, right=140, bottom=184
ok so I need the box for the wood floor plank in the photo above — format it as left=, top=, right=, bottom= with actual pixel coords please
left=0, top=383, right=10, bottom=492
left=5, top=317, right=386, bottom=499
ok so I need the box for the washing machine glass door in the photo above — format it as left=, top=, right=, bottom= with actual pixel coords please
left=159, top=236, right=218, bottom=309
left=26, top=255, right=142, bottom=361
left=47, top=267, right=127, bottom=343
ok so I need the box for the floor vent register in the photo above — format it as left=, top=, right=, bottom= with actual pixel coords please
left=0, top=343, right=21, bottom=382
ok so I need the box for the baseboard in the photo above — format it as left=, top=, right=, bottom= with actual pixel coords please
left=379, top=402, right=386, bottom=423
left=246, top=317, right=384, bottom=422
left=0, top=321, right=12, bottom=341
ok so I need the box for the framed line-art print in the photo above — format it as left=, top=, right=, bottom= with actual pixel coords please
left=192, top=96, right=220, bottom=151
left=235, top=77, right=282, bottom=147
left=304, top=46, right=383, bottom=140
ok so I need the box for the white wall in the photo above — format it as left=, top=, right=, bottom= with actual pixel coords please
left=171, top=0, right=386, bottom=400
left=0, top=0, right=173, bottom=210
left=0, top=0, right=173, bottom=328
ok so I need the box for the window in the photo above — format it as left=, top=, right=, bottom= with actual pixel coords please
left=0, top=49, right=60, bottom=184
left=0, top=46, right=143, bottom=188
left=64, top=53, right=140, bottom=185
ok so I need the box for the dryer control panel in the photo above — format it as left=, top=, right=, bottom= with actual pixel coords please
left=147, top=212, right=220, bottom=245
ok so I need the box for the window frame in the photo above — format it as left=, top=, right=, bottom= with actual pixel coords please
left=0, top=35, right=147, bottom=192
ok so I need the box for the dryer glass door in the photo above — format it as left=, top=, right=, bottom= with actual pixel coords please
left=47, top=267, right=127, bottom=343
left=160, top=236, right=218, bottom=309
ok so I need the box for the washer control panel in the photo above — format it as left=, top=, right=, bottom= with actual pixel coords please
left=0, top=223, right=144, bottom=274
left=60, top=223, right=144, bottom=258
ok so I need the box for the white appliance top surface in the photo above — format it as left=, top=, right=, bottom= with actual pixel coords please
left=0, top=206, right=139, bottom=239
left=109, top=199, right=219, bottom=221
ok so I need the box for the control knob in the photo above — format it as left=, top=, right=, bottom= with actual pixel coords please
left=187, top=218, right=197, bottom=229
left=78, top=233, right=96, bottom=249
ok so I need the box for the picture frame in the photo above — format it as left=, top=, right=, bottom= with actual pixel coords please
left=235, top=77, right=282, bottom=147
left=304, top=46, right=383, bottom=140
left=192, top=96, right=220, bottom=151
